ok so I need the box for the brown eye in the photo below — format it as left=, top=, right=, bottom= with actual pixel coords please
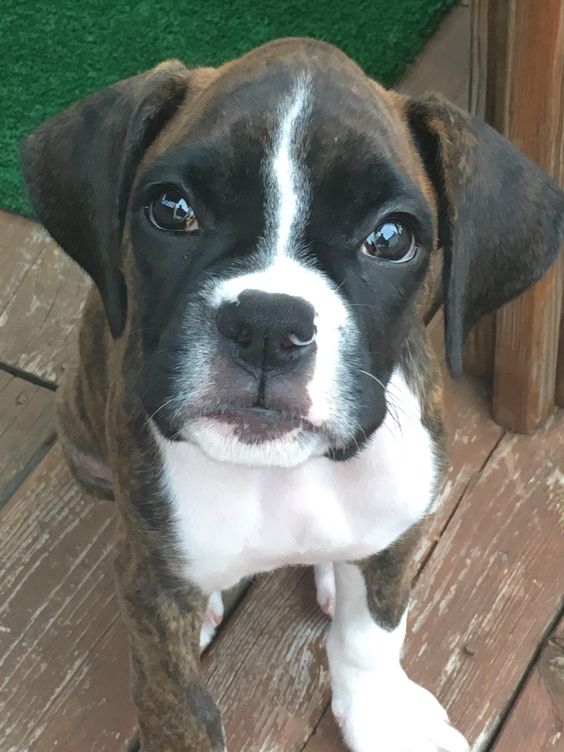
left=147, top=189, right=199, bottom=232
left=362, top=221, right=416, bottom=262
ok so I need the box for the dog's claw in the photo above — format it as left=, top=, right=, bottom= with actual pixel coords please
left=314, top=563, right=336, bottom=618
left=200, top=591, right=224, bottom=651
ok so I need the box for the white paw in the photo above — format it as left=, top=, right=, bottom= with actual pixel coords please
left=314, top=562, right=336, bottom=617
left=332, top=669, right=469, bottom=752
left=199, top=591, right=224, bottom=652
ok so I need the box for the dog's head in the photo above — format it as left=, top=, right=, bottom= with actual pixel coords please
left=22, top=39, right=563, bottom=467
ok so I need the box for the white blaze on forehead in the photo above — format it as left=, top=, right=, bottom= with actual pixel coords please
left=204, top=75, right=356, bottom=434
left=267, top=76, right=312, bottom=260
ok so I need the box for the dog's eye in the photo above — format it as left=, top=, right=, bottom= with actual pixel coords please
left=361, top=221, right=416, bottom=263
left=146, top=189, right=199, bottom=232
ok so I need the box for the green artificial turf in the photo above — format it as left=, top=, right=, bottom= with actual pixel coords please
left=0, top=0, right=456, bottom=215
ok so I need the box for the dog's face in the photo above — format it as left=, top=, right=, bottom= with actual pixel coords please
left=22, top=39, right=564, bottom=467
left=129, top=47, right=435, bottom=465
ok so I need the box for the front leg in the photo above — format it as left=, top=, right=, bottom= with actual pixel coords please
left=326, top=526, right=469, bottom=752
left=115, top=536, right=225, bottom=752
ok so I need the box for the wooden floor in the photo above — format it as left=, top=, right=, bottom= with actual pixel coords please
left=1, top=4, right=563, bottom=750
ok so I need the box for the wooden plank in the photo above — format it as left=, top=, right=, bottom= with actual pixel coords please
left=468, top=0, right=488, bottom=118
left=420, top=313, right=504, bottom=568
left=25, top=610, right=135, bottom=752
left=407, top=412, right=564, bottom=748
left=205, top=569, right=329, bottom=752
left=303, top=409, right=564, bottom=752
left=0, top=212, right=45, bottom=317
left=0, top=445, right=121, bottom=752
left=0, top=209, right=90, bottom=384
left=463, top=314, right=495, bottom=381
left=485, top=0, right=564, bottom=432
left=491, top=616, right=564, bottom=752
left=493, top=257, right=563, bottom=433
left=467, top=0, right=564, bottom=426
left=0, top=371, right=55, bottom=507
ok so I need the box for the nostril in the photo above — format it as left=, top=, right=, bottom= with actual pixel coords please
left=279, top=327, right=317, bottom=350
left=237, top=326, right=253, bottom=347
left=287, top=328, right=316, bottom=347
left=216, top=304, right=254, bottom=346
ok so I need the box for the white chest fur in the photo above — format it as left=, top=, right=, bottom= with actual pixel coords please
left=157, top=371, right=437, bottom=595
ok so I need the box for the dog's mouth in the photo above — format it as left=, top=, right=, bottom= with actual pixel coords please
left=200, top=406, right=316, bottom=443
left=149, top=397, right=348, bottom=465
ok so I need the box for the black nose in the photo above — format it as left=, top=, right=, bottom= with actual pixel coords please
left=216, top=291, right=316, bottom=371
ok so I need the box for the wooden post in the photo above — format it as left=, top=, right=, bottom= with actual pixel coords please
left=469, top=0, right=564, bottom=432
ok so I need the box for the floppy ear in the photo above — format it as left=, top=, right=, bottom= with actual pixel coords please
left=21, top=61, right=193, bottom=337
left=407, top=94, right=564, bottom=376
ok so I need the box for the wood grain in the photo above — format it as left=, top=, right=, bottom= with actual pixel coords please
left=468, top=0, right=488, bottom=118
left=407, top=413, right=564, bottom=747
left=463, top=314, right=495, bottom=381
left=493, top=257, right=563, bottom=433
left=205, top=569, right=330, bottom=752
left=0, top=445, right=120, bottom=752
left=420, top=312, right=504, bottom=569
left=491, top=616, right=564, bottom=752
left=482, top=0, right=564, bottom=432
left=0, top=370, right=55, bottom=507
left=303, top=410, right=564, bottom=752
left=0, top=210, right=90, bottom=384
left=465, top=0, right=498, bottom=385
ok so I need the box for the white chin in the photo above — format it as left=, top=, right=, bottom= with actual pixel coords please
left=185, top=418, right=327, bottom=467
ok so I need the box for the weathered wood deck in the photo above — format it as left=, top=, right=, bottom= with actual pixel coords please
left=1, top=5, right=563, bottom=750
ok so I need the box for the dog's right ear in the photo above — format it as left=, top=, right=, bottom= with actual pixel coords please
left=21, top=61, right=200, bottom=338
left=406, top=94, right=564, bottom=376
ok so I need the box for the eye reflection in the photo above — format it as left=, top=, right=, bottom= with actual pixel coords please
left=362, top=220, right=416, bottom=263
left=147, top=189, right=199, bottom=232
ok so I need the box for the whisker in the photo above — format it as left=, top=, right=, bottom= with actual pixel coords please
left=148, top=394, right=182, bottom=422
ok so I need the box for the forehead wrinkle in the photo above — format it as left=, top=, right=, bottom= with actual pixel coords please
left=265, top=75, right=312, bottom=261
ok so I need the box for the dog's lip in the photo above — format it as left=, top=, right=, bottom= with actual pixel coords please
left=201, top=405, right=316, bottom=433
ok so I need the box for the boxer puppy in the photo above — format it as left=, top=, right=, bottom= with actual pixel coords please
left=21, top=38, right=564, bottom=752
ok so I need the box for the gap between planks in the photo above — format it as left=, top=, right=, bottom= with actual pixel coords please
left=0, top=369, right=57, bottom=509
left=490, top=613, right=564, bottom=752
left=0, top=361, right=58, bottom=391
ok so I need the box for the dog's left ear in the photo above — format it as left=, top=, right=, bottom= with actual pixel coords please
left=21, top=61, right=195, bottom=338
left=406, top=94, right=564, bottom=376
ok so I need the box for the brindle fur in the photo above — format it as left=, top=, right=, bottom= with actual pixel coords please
left=358, top=322, right=446, bottom=633
left=58, top=289, right=222, bottom=749
left=358, top=522, right=425, bottom=631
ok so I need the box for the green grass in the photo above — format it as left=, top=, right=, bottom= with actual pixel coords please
left=0, top=0, right=456, bottom=215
